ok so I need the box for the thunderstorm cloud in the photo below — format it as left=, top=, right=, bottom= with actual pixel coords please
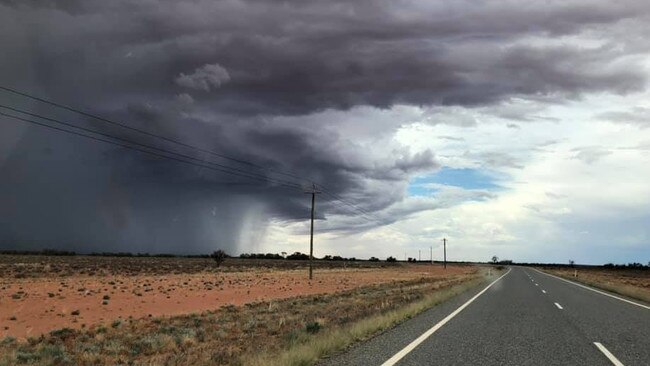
left=1, top=0, right=649, bottom=262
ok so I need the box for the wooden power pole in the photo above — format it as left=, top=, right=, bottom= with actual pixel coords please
left=443, top=238, right=447, bottom=269
left=305, top=183, right=321, bottom=280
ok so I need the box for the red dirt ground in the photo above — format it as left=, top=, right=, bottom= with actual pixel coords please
left=0, top=265, right=472, bottom=339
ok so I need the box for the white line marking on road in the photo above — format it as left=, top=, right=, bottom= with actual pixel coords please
left=554, top=302, right=563, bottom=309
left=542, top=290, right=546, bottom=294
left=381, top=269, right=511, bottom=366
left=533, top=268, right=650, bottom=310
left=594, top=342, right=625, bottom=366
left=535, top=283, right=539, bottom=286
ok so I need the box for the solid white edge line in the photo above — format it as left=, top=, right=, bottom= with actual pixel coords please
left=594, top=342, right=625, bottom=366
left=532, top=268, right=650, bottom=310
left=381, top=268, right=511, bottom=366
left=554, top=302, right=563, bottom=309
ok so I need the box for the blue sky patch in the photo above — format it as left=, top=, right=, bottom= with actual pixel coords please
left=408, top=167, right=503, bottom=196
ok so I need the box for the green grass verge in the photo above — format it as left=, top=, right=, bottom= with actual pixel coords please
left=243, top=271, right=495, bottom=366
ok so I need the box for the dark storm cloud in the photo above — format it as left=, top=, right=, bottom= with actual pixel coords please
left=175, top=63, right=231, bottom=91
left=0, top=0, right=648, bottom=253
left=1, top=0, right=647, bottom=114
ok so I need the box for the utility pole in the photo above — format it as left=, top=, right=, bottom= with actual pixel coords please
left=305, top=183, right=321, bottom=280
left=419, top=249, right=421, bottom=262
left=442, top=238, right=447, bottom=269
left=430, top=246, right=433, bottom=264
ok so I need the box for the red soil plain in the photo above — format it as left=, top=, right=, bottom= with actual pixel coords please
left=0, top=261, right=471, bottom=339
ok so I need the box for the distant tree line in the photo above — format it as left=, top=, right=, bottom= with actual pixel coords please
left=503, top=261, right=650, bottom=269
left=0, top=249, right=211, bottom=258
left=238, top=252, right=365, bottom=261
left=0, top=249, right=77, bottom=256
left=321, top=255, right=346, bottom=261
left=490, top=256, right=513, bottom=264
left=0, top=249, right=374, bottom=262
left=603, top=262, right=649, bottom=270
left=13, top=249, right=646, bottom=269
left=88, top=252, right=181, bottom=257
left=239, top=253, right=284, bottom=260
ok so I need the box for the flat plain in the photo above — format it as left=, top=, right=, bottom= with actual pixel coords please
left=0, top=255, right=480, bottom=365
left=543, top=266, right=650, bottom=303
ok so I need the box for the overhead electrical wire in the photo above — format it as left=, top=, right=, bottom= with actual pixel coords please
left=0, top=109, right=396, bottom=228
left=0, top=104, right=303, bottom=189
left=0, top=111, right=301, bottom=190
left=0, top=85, right=311, bottom=184
left=0, top=86, right=390, bottom=225
left=319, top=189, right=381, bottom=223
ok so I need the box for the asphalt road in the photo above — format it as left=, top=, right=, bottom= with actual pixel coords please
left=319, top=267, right=650, bottom=366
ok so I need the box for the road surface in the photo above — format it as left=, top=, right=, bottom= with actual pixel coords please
left=319, top=267, right=650, bottom=366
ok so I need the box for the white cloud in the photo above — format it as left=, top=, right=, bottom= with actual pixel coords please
left=571, top=146, right=612, bottom=164
left=258, top=92, right=650, bottom=265
left=597, top=107, right=650, bottom=127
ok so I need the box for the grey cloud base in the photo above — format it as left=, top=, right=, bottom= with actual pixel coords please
left=0, top=0, right=647, bottom=253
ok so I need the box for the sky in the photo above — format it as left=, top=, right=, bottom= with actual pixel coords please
left=0, top=0, right=649, bottom=264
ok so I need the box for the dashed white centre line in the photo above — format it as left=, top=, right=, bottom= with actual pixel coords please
left=542, top=290, right=546, bottom=294
left=594, top=342, right=625, bottom=366
left=554, top=302, right=563, bottom=310
left=535, top=283, right=539, bottom=286
left=532, top=268, right=650, bottom=310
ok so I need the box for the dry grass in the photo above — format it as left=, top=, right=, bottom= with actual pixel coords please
left=0, top=266, right=485, bottom=365
left=542, top=267, right=650, bottom=304
left=244, top=272, right=494, bottom=366
left=0, top=255, right=394, bottom=279
left=0, top=263, right=471, bottom=339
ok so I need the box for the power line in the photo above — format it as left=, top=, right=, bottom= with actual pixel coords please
left=0, top=106, right=395, bottom=229
left=0, top=104, right=303, bottom=189
left=0, top=87, right=418, bottom=270
left=1, top=108, right=410, bottom=269
left=0, top=86, right=396, bottom=226
left=319, top=190, right=379, bottom=223
left=0, top=106, right=388, bottom=224
left=0, top=85, right=393, bottom=223
left=318, top=185, right=377, bottom=218
left=0, top=85, right=311, bottom=183
left=0, top=111, right=301, bottom=190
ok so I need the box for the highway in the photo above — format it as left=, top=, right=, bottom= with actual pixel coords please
left=320, top=267, right=650, bottom=366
